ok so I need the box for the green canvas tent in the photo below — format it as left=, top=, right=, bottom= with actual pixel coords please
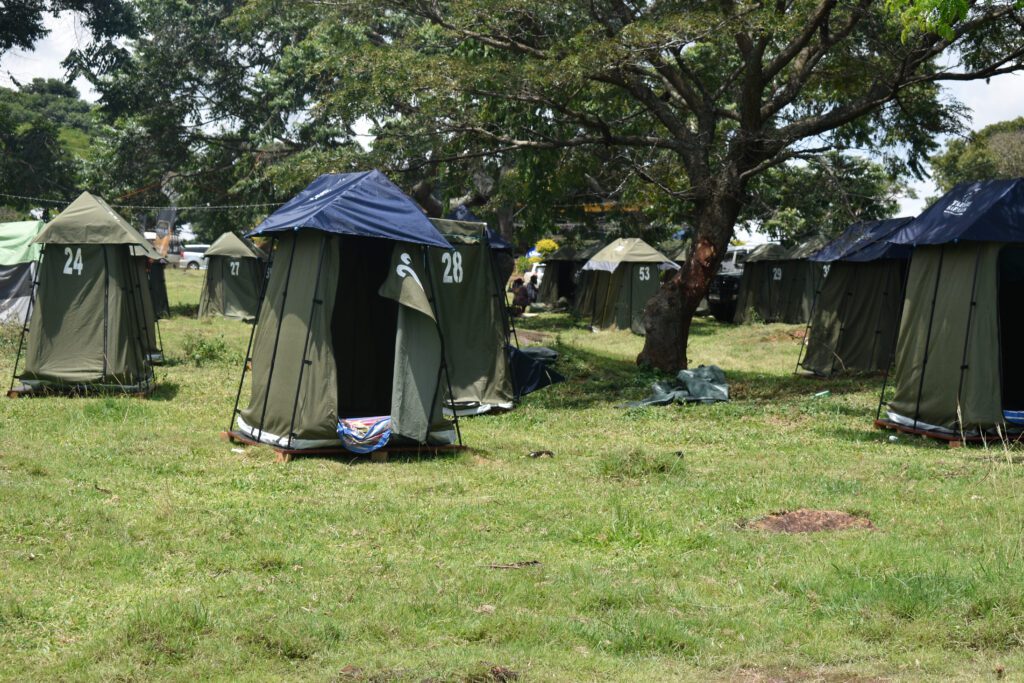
left=9, top=192, right=158, bottom=395
left=878, top=179, right=1024, bottom=438
left=733, top=237, right=827, bottom=324
left=797, top=218, right=913, bottom=376
left=198, top=232, right=268, bottom=319
left=0, top=220, right=43, bottom=324
left=580, top=238, right=680, bottom=334
left=149, top=260, right=169, bottom=319
left=427, top=219, right=515, bottom=415
left=228, top=171, right=460, bottom=452
left=537, top=241, right=602, bottom=308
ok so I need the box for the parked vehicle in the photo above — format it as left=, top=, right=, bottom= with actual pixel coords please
left=707, top=246, right=751, bottom=322
left=525, top=261, right=545, bottom=285
left=180, top=244, right=211, bottom=270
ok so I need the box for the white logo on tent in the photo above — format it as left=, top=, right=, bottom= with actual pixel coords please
left=944, top=186, right=981, bottom=216
left=397, top=252, right=424, bottom=289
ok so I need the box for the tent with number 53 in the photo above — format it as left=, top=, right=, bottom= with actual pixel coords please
left=8, top=191, right=159, bottom=396
left=198, top=231, right=268, bottom=319
left=579, top=238, right=680, bottom=334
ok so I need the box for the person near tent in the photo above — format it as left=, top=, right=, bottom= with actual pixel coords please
left=511, top=277, right=530, bottom=315
left=526, top=274, right=540, bottom=303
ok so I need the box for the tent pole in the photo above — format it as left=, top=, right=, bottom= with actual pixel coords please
left=285, top=234, right=328, bottom=450
left=955, top=245, right=983, bottom=434
left=125, top=252, right=153, bottom=393
left=228, top=237, right=276, bottom=433
left=255, top=234, right=298, bottom=445
left=912, top=246, right=946, bottom=429
left=793, top=262, right=825, bottom=375
left=875, top=258, right=913, bottom=421
left=102, top=246, right=109, bottom=380
left=8, top=247, right=44, bottom=393
left=422, top=248, right=462, bottom=447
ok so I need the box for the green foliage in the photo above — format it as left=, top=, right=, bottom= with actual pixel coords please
left=535, top=238, right=559, bottom=255
left=181, top=332, right=231, bottom=367
left=930, top=117, right=1024, bottom=194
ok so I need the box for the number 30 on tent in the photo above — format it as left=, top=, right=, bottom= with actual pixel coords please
left=63, top=247, right=84, bottom=275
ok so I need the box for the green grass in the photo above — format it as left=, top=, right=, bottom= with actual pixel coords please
left=2, top=269, right=1024, bottom=680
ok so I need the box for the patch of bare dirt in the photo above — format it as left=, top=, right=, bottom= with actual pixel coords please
left=760, top=328, right=806, bottom=343
left=744, top=509, right=875, bottom=533
left=727, top=667, right=891, bottom=682
left=516, top=329, right=549, bottom=344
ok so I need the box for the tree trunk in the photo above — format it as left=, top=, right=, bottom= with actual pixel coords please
left=637, top=193, right=741, bottom=372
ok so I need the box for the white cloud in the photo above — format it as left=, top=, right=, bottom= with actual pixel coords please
left=0, top=13, right=98, bottom=101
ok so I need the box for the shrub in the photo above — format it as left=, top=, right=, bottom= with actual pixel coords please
left=535, top=238, right=559, bottom=255
left=181, top=332, right=231, bottom=367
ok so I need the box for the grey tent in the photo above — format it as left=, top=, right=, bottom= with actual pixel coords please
left=228, top=171, right=460, bottom=452
left=0, top=220, right=43, bottom=324
left=198, top=232, right=268, bottom=319
left=428, top=219, right=515, bottom=415
left=733, top=237, right=828, bottom=324
left=537, top=241, right=602, bottom=308
left=877, top=179, right=1024, bottom=439
left=797, top=218, right=913, bottom=376
left=580, top=238, right=680, bottom=334
left=8, top=192, right=158, bottom=395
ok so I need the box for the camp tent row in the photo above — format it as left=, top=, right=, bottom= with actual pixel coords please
left=733, top=236, right=828, bottom=324
left=0, top=220, right=44, bottom=324
left=8, top=192, right=164, bottom=395
left=797, top=217, right=913, bottom=376
left=877, top=178, right=1024, bottom=440
left=198, top=232, right=268, bottom=320
left=536, top=241, right=602, bottom=309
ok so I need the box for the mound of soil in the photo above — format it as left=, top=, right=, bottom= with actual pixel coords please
left=745, top=509, right=875, bottom=533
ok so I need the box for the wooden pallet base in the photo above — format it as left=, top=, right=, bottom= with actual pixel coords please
left=222, top=430, right=465, bottom=462
left=874, top=418, right=1024, bottom=448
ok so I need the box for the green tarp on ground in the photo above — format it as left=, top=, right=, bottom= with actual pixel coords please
left=17, top=192, right=157, bottom=392
left=237, top=231, right=454, bottom=449
left=887, top=243, right=1004, bottom=431
left=199, top=232, right=267, bottom=319
left=0, top=220, right=43, bottom=324
left=580, top=238, right=679, bottom=334
left=734, top=238, right=827, bottom=324
left=428, top=219, right=514, bottom=414
left=800, top=260, right=906, bottom=375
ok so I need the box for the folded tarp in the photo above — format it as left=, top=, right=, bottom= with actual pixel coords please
left=620, top=365, right=729, bottom=407
left=508, top=346, right=565, bottom=399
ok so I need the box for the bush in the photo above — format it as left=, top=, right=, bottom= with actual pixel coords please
left=535, top=238, right=559, bottom=255
left=181, top=332, right=231, bottom=367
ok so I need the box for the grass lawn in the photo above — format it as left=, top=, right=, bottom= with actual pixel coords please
left=2, top=269, right=1023, bottom=681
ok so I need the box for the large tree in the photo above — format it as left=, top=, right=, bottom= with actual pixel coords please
left=89, top=1, right=1024, bottom=370
left=930, top=117, right=1024, bottom=193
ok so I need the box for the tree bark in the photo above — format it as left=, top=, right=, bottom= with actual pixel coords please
left=637, top=190, right=742, bottom=372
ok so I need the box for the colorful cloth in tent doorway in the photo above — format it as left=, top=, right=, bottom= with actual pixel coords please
left=338, top=416, right=393, bottom=453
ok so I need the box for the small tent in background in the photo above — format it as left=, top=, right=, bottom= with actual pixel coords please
left=198, top=232, right=268, bottom=319
left=797, top=217, right=913, bottom=376
left=733, top=236, right=828, bottom=324
left=227, top=171, right=460, bottom=453
left=537, top=241, right=601, bottom=307
left=428, top=218, right=515, bottom=415
left=0, top=221, right=43, bottom=324
left=8, top=192, right=158, bottom=396
left=580, top=238, right=680, bottom=334
left=878, top=179, right=1024, bottom=440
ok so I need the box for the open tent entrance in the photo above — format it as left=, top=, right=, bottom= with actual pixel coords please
left=998, top=246, right=1024, bottom=413
left=333, top=236, right=399, bottom=417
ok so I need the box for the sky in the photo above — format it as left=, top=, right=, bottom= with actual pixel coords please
left=3, top=13, right=1023, bottom=224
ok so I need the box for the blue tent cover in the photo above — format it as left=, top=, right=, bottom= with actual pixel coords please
left=890, top=178, right=1024, bottom=246
left=810, top=217, right=914, bottom=263
left=249, top=170, right=450, bottom=249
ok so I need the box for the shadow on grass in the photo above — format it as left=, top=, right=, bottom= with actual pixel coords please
left=168, top=303, right=199, bottom=318
left=149, top=382, right=181, bottom=401
left=729, top=369, right=882, bottom=402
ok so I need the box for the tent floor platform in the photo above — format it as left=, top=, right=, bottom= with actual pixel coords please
left=7, top=383, right=153, bottom=399
left=221, top=430, right=466, bottom=463
left=874, top=418, right=1024, bottom=448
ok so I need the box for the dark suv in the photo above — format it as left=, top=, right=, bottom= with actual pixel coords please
left=707, top=247, right=750, bottom=322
